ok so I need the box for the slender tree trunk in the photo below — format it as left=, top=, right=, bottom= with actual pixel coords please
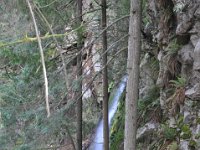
left=101, top=0, right=109, bottom=149
left=76, top=0, right=83, bottom=149
left=124, top=0, right=141, bottom=149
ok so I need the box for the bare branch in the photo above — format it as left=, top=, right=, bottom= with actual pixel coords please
left=35, top=4, right=69, bottom=90
left=26, top=0, right=50, bottom=117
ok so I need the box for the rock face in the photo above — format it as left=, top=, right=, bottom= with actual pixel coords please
left=193, top=39, right=200, bottom=71
left=138, top=0, right=200, bottom=149
left=136, top=122, right=159, bottom=140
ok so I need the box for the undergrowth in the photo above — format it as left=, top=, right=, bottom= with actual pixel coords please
left=110, top=85, right=160, bottom=150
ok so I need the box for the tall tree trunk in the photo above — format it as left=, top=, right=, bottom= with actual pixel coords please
left=124, top=0, right=141, bottom=149
left=76, top=0, right=83, bottom=149
left=102, top=0, right=109, bottom=149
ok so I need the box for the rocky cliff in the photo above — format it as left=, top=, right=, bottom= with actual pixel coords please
left=137, top=0, right=200, bottom=149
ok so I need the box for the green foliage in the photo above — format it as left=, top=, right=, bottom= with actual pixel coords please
left=142, top=0, right=150, bottom=26
left=138, top=85, right=160, bottom=111
left=196, top=117, right=200, bottom=124
left=76, top=23, right=86, bottom=43
left=181, top=124, right=190, bottom=132
left=180, top=124, right=192, bottom=139
left=110, top=92, right=125, bottom=150
left=110, top=130, right=124, bottom=150
left=114, top=0, right=130, bottom=16
left=167, top=141, right=178, bottom=150
left=17, top=0, right=75, bottom=34
left=0, top=0, right=119, bottom=148
left=150, top=57, right=160, bottom=78
left=166, top=39, right=182, bottom=55
left=108, top=81, right=114, bottom=93
left=0, top=31, right=69, bottom=150
left=82, top=121, right=96, bottom=138
left=162, top=124, right=177, bottom=140
left=195, top=133, right=200, bottom=139
left=170, top=77, right=186, bottom=88
left=177, top=115, right=184, bottom=128
left=189, top=140, right=197, bottom=148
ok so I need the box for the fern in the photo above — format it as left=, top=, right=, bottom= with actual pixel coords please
left=166, top=39, right=182, bottom=56
left=170, top=77, right=186, bottom=88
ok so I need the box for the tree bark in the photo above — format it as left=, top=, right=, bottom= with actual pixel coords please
left=76, top=0, right=83, bottom=149
left=124, top=0, right=141, bottom=149
left=101, top=0, right=109, bottom=149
